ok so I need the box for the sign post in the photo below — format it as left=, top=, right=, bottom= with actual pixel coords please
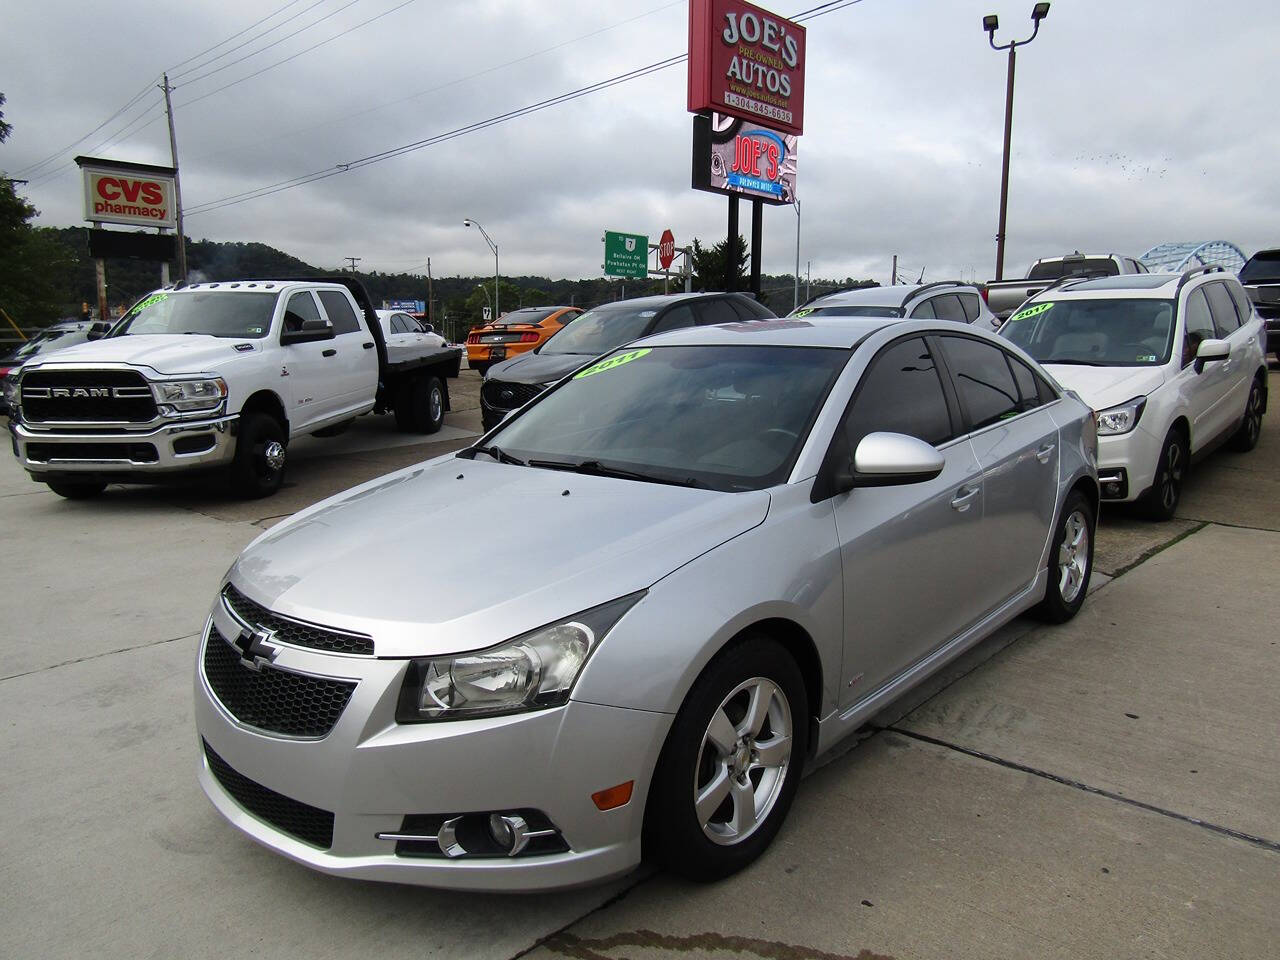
left=603, top=231, right=649, bottom=280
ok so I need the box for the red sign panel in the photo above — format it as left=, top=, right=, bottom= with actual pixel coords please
left=688, top=0, right=806, bottom=137
left=659, top=229, right=676, bottom=269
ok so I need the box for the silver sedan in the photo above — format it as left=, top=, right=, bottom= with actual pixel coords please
left=194, top=317, right=1098, bottom=890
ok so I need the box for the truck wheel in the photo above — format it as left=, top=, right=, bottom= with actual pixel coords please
left=46, top=480, right=108, bottom=500
left=230, top=413, right=287, bottom=499
left=396, top=376, right=445, bottom=434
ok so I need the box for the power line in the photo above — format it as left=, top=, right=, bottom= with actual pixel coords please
left=187, top=0, right=866, bottom=217
left=168, top=0, right=310, bottom=76
left=11, top=80, right=158, bottom=177
left=25, top=95, right=165, bottom=189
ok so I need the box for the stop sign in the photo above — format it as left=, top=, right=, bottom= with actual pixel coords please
left=658, top=229, right=676, bottom=270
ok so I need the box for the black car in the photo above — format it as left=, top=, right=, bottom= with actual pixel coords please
left=1, top=320, right=98, bottom=417
left=479, top=292, right=776, bottom=430
left=1239, top=249, right=1280, bottom=361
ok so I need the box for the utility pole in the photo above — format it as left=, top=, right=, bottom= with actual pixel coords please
left=345, top=257, right=362, bottom=273
left=161, top=74, right=188, bottom=283
left=426, top=257, right=434, bottom=327
left=891, top=254, right=898, bottom=285
left=793, top=199, right=801, bottom=310
left=805, top=261, right=811, bottom=302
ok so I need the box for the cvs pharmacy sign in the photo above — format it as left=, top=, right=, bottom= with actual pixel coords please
left=77, top=156, right=177, bottom=229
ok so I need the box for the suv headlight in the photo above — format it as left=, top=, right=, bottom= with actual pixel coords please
left=396, top=592, right=645, bottom=722
left=1095, top=396, right=1146, bottom=436
left=154, top=377, right=227, bottom=412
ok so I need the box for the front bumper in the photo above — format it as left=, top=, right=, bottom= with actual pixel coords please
left=10, top=414, right=238, bottom=477
left=193, top=596, right=671, bottom=892
left=1096, top=424, right=1163, bottom=502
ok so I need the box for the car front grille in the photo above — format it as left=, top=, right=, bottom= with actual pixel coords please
left=222, top=583, right=373, bottom=655
left=202, top=625, right=356, bottom=738
left=203, top=740, right=335, bottom=849
left=481, top=380, right=544, bottom=410
left=21, top=370, right=156, bottom=423
left=25, top=441, right=158, bottom=463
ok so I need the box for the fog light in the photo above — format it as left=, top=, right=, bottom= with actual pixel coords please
left=1104, top=482, right=1120, bottom=496
left=488, top=813, right=531, bottom=855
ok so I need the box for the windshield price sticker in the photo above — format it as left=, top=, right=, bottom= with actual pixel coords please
left=574, top=348, right=652, bottom=380
left=131, top=292, right=168, bottom=314
left=1010, top=302, right=1054, bottom=323
left=792, top=307, right=814, bottom=318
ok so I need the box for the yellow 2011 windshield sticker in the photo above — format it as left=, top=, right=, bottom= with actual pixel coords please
left=131, top=292, right=168, bottom=314
left=573, top=348, right=652, bottom=379
left=1009, top=301, right=1053, bottom=323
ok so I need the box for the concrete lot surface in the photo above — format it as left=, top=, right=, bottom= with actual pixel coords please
left=2, top=368, right=1276, bottom=959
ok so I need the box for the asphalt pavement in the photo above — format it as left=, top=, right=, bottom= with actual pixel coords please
left=2, top=368, right=1277, bottom=960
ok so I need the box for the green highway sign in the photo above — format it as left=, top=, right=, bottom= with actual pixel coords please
left=603, top=230, right=648, bottom=279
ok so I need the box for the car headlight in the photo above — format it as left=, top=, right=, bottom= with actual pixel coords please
left=1, top=374, right=17, bottom=408
left=396, top=592, right=645, bottom=722
left=154, top=377, right=227, bottom=412
left=1095, top=396, right=1146, bottom=436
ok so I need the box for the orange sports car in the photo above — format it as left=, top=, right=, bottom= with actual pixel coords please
left=466, top=306, right=581, bottom=374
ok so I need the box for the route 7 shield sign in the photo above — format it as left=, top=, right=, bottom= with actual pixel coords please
left=604, top=231, right=648, bottom=279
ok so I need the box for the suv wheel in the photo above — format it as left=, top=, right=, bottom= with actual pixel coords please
left=229, top=413, right=287, bottom=499
left=1140, top=428, right=1187, bottom=521
left=1229, top=377, right=1264, bottom=452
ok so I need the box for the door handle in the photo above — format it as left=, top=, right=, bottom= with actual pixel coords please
left=322, top=348, right=337, bottom=358
left=1036, top=443, right=1056, bottom=463
left=950, top=486, right=980, bottom=511
left=363, top=341, right=375, bottom=350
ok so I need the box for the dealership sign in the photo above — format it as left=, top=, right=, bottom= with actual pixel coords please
left=688, top=0, right=806, bottom=137
left=75, top=155, right=177, bottom=229
left=692, top=113, right=796, bottom=205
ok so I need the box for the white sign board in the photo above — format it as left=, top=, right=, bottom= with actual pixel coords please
left=81, top=164, right=177, bottom=229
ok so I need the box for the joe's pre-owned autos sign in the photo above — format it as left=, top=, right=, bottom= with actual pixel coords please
left=688, top=0, right=806, bottom=137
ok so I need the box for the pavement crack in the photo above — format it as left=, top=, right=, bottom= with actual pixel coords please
left=1105, top=519, right=1209, bottom=579
left=506, top=871, right=655, bottom=960
left=878, top=725, right=1280, bottom=854
left=1, top=632, right=196, bottom=683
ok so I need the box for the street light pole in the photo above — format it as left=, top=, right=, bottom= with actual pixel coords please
left=463, top=218, right=499, bottom=320
left=793, top=198, right=801, bottom=311
left=984, top=3, right=1050, bottom=282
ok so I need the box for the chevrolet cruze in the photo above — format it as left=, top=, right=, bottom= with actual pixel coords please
left=195, top=316, right=1098, bottom=890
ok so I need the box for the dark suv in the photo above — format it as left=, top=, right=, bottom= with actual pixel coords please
left=479, top=292, right=775, bottom=430
left=1239, top=249, right=1280, bottom=361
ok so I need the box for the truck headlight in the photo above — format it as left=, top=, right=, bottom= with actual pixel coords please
left=154, top=377, right=227, bottom=412
left=396, top=592, right=645, bottom=722
left=1, top=374, right=17, bottom=409
left=1095, top=396, right=1146, bottom=436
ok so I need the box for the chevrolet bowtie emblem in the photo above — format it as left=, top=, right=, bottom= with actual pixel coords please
left=232, top=626, right=279, bottom=671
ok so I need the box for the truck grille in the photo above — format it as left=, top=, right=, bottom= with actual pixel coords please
left=481, top=380, right=544, bottom=411
left=222, top=584, right=374, bottom=655
left=25, top=441, right=158, bottom=463
left=203, top=740, right=335, bottom=849
left=21, top=370, right=156, bottom=423
left=202, top=625, right=356, bottom=738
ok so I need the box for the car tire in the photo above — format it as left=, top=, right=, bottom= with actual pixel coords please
left=470, top=362, right=489, bottom=377
left=46, top=479, right=108, bottom=500
left=1032, top=490, right=1094, bottom=623
left=643, top=634, right=808, bottom=882
left=1228, top=377, right=1264, bottom=452
left=1139, top=427, right=1187, bottom=521
left=395, top=376, right=445, bottom=434
left=229, top=413, right=287, bottom=499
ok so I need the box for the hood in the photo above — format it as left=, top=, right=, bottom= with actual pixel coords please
left=1044, top=363, right=1166, bottom=410
left=23, top=334, right=260, bottom=377
left=227, top=455, right=770, bottom=657
left=486, top=350, right=591, bottom=385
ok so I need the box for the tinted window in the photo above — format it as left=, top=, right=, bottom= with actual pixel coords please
left=316, top=291, right=362, bottom=335
left=1203, top=282, right=1240, bottom=335
left=1181, top=288, right=1215, bottom=367
left=1239, top=252, right=1280, bottom=284
left=1227, top=283, right=1254, bottom=325
left=932, top=294, right=968, bottom=323
left=1027, top=258, right=1120, bottom=281
left=389, top=315, right=406, bottom=334
left=283, top=292, right=321, bottom=333
left=650, top=304, right=696, bottom=333
left=959, top=294, right=980, bottom=322
left=1001, top=297, right=1176, bottom=367
left=844, top=337, right=954, bottom=450
left=695, top=299, right=740, bottom=326
left=1007, top=355, right=1044, bottom=412
left=908, top=298, right=936, bottom=319
left=730, top=296, right=772, bottom=320
left=501, top=308, right=557, bottom=325
left=541, top=302, right=662, bottom=356
left=939, top=336, right=1020, bottom=430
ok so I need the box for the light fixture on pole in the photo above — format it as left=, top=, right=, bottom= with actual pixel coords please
left=463, top=218, right=499, bottom=320
left=984, top=2, right=1050, bottom=281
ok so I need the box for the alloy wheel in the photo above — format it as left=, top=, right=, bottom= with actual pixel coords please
left=1159, top=439, right=1183, bottom=512
left=1057, top=509, right=1090, bottom=604
left=261, top=440, right=286, bottom=474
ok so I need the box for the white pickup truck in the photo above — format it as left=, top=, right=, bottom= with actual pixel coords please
left=982, top=253, right=1150, bottom=320
left=6, top=278, right=462, bottom=500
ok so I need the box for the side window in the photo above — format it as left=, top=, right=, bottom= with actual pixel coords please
left=932, top=294, right=968, bottom=323
left=730, top=296, right=771, bottom=320
left=694, top=299, right=740, bottom=326
left=316, top=290, right=362, bottom=335
left=389, top=315, right=406, bottom=334
left=908, top=298, right=936, bottom=319
left=1227, top=283, right=1254, bottom=326
left=1203, top=282, right=1240, bottom=336
left=844, top=337, right=955, bottom=451
left=1181, top=288, right=1215, bottom=366
left=1007, top=354, right=1044, bottom=413
left=650, top=304, right=696, bottom=333
left=938, top=336, right=1020, bottom=430
left=282, top=291, right=321, bottom=333
left=959, top=293, right=980, bottom=322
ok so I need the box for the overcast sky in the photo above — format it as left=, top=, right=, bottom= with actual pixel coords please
left=4, top=0, right=1278, bottom=289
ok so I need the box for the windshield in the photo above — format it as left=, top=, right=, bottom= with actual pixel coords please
left=1001, top=298, right=1176, bottom=366
left=483, top=345, right=848, bottom=491
left=1027, top=258, right=1120, bottom=281
left=539, top=302, right=660, bottom=356
left=113, top=291, right=280, bottom=339
left=1240, top=253, right=1280, bottom=284
left=792, top=304, right=902, bottom=318
left=494, top=308, right=557, bottom=326
left=8, top=328, right=79, bottom=362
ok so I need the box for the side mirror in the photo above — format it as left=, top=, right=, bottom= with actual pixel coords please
left=421, top=323, right=434, bottom=334
left=86, top=321, right=112, bottom=341
left=280, top=318, right=334, bottom=345
left=852, top=432, right=945, bottom=487
left=1193, top=337, right=1229, bottom=373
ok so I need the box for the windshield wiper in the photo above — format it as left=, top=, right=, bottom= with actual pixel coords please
left=1042, top=358, right=1100, bottom=366
left=527, top=457, right=704, bottom=488
left=468, top=444, right=526, bottom=465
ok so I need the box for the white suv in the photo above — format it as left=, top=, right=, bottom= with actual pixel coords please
left=791, top=281, right=1001, bottom=330
left=1000, top=269, right=1268, bottom=519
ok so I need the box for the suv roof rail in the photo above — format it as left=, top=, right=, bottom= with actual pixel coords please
left=900, top=280, right=966, bottom=307
left=797, top=286, right=863, bottom=308
left=1175, top=264, right=1226, bottom=294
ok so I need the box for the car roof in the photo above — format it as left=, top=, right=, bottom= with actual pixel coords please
left=585, top=292, right=746, bottom=311
left=632, top=315, right=940, bottom=350
left=803, top=282, right=978, bottom=310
